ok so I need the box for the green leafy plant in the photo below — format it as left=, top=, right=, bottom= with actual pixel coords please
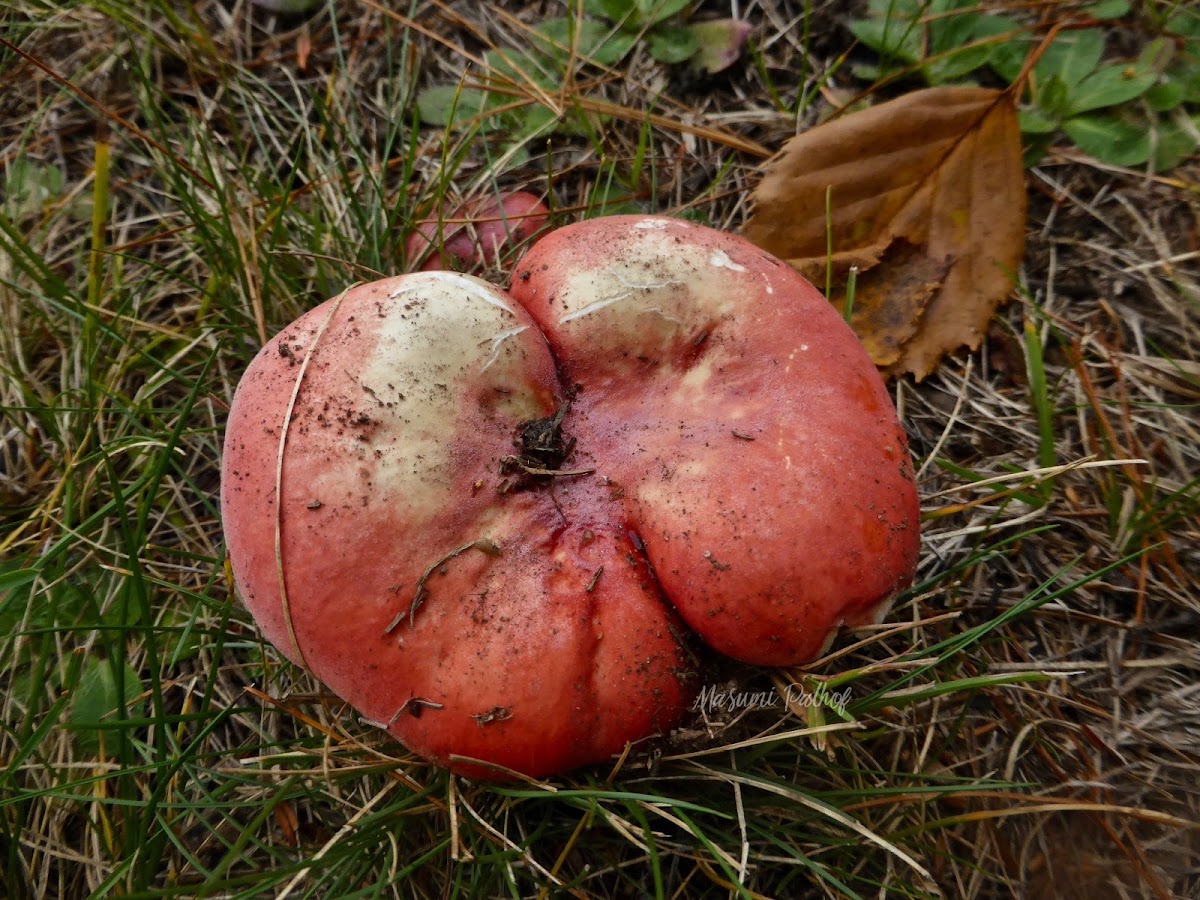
left=417, top=2, right=751, bottom=140
left=69, top=657, right=145, bottom=755
left=584, top=0, right=751, bottom=71
left=3, top=156, right=90, bottom=222
left=415, top=20, right=629, bottom=141
left=848, top=0, right=1020, bottom=85
left=848, top=0, right=1200, bottom=172
left=587, top=0, right=696, bottom=62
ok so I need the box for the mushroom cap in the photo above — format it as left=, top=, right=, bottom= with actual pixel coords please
left=404, top=192, right=549, bottom=272
left=221, top=272, right=693, bottom=779
left=221, top=216, right=920, bottom=779
left=510, top=216, right=920, bottom=665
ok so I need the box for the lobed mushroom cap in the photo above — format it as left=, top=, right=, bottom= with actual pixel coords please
left=221, top=217, right=921, bottom=779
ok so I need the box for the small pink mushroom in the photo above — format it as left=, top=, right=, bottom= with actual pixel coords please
left=404, top=191, right=549, bottom=272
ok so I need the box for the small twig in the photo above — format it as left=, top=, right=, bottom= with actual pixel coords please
left=585, top=567, right=604, bottom=593
left=385, top=538, right=502, bottom=633
left=388, top=695, right=445, bottom=724
left=500, top=455, right=594, bottom=478
left=268, top=249, right=386, bottom=281
left=449, top=776, right=464, bottom=862
left=471, top=706, right=512, bottom=726
left=703, top=550, right=731, bottom=572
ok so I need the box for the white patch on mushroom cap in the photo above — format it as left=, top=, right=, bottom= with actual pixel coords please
left=633, top=218, right=670, bottom=230
left=480, top=325, right=530, bottom=373
left=398, top=270, right=517, bottom=314
left=558, top=274, right=684, bottom=324
left=552, top=231, right=739, bottom=362
left=341, top=274, right=545, bottom=517
left=637, top=457, right=710, bottom=510
left=709, top=249, right=747, bottom=272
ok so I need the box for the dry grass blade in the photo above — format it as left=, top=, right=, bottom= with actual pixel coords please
left=0, top=35, right=216, bottom=191
left=275, top=780, right=399, bottom=900
left=684, top=762, right=933, bottom=881
left=744, top=86, right=1026, bottom=380
left=271, top=285, right=356, bottom=670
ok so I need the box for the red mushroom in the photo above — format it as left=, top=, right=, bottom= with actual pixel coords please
left=508, top=217, right=919, bottom=665
left=404, top=191, right=549, bottom=272
left=221, top=216, right=919, bottom=779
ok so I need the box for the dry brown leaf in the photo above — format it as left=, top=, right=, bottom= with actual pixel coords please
left=743, top=86, right=1026, bottom=380
left=788, top=245, right=890, bottom=286
left=842, top=241, right=953, bottom=367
